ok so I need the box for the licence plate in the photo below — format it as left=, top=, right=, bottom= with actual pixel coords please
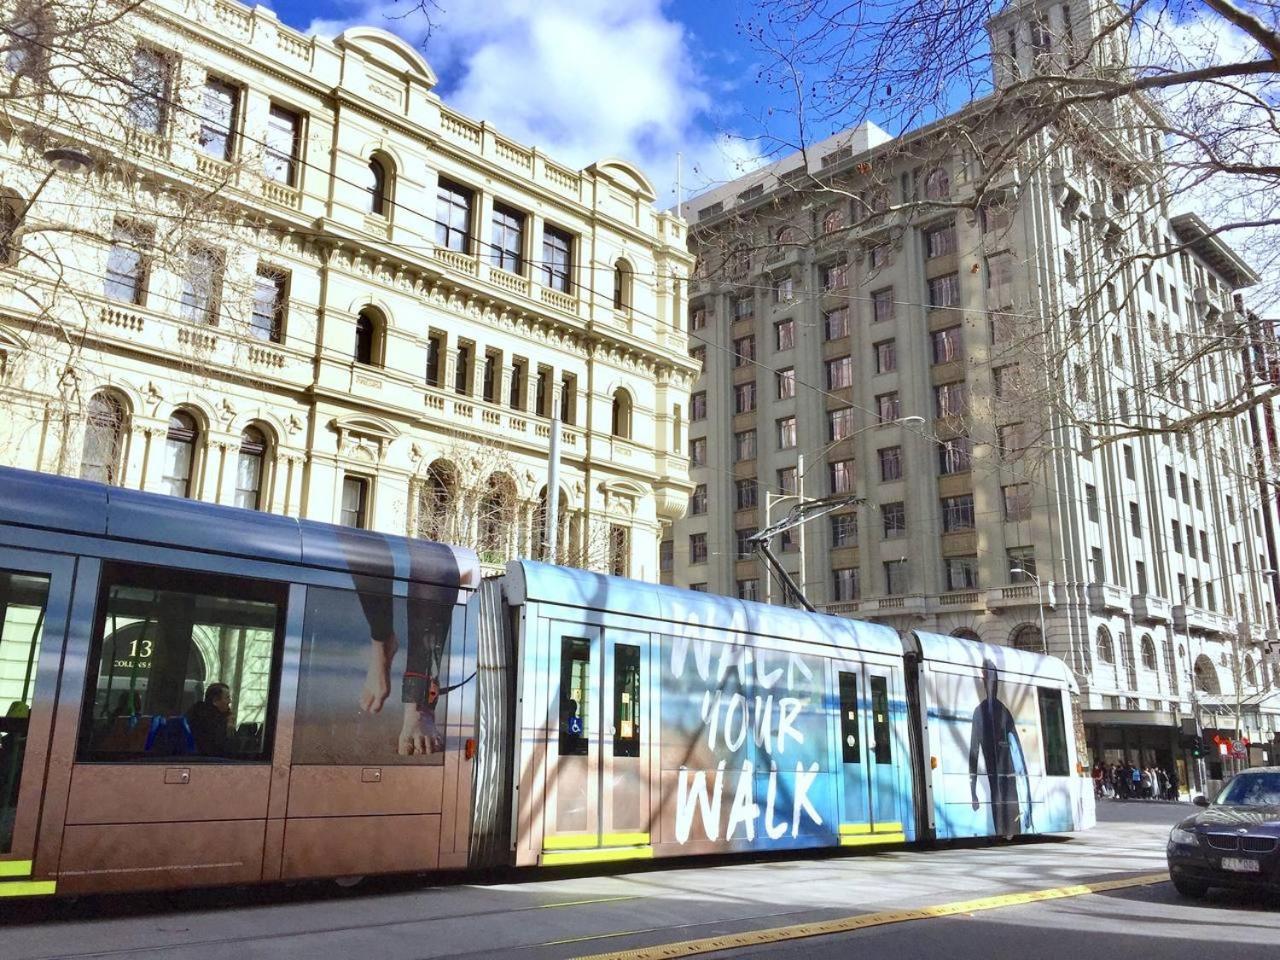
left=1222, top=857, right=1261, bottom=873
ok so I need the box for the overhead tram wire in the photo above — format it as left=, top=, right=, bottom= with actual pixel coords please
left=12, top=36, right=1260, bottom=483
left=17, top=27, right=1267, bottom=367
left=16, top=248, right=1269, bottom=578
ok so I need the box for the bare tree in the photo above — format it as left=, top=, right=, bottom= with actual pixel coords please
left=0, top=1, right=292, bottom=473
left=692, top=0, right=1280, bottom=458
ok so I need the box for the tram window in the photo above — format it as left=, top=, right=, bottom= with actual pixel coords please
left=0, top=570, right=50, bottom=854
left=838, top=672, right=860, bottom=764
left=613, top=644, right=640, bottom=757
left=1038, top=687, right=1070, bottom=776
left=293, top=586, right=454, bottom=766
left=559, top=637, right=590, bottom=756
left=79, top=563, right=284, bottom=763
left=870, top=676, right=891, bottom=764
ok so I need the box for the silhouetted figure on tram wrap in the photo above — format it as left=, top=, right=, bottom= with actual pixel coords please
left=968, top=660, right=1032, bottom=838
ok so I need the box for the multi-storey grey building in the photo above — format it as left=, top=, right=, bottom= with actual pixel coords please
left=666, top=0, right=1280, bottom=789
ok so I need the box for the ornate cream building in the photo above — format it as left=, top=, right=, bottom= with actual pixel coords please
left=0, top=0, right=695, bottom=580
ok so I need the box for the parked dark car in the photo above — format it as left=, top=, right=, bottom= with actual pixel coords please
left=1167, top=768, right=1280, bottom=898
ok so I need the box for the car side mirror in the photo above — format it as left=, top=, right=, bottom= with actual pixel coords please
left=1193, top=795, right=1210, bottom=807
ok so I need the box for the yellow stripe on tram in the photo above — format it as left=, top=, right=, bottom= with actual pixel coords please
left=838, top=823, right=872, bottom=836
left=544, top=832, right=652, bottom=851
left=840, top=832, right=907, bottom=847
left=542, top=846, right=655, bottom=867
left=0, top=859, right=33, bottom=878
left=0, top=880, right=57, bottom=897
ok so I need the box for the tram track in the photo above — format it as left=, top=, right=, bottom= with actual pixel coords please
left=13, top=889, right=650, bottom=960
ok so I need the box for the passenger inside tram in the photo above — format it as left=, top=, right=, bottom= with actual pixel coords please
left=185, top=682, right=232, bottom=756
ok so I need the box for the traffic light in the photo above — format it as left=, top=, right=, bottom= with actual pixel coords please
left=1180, top=733, right=1206, bottom=758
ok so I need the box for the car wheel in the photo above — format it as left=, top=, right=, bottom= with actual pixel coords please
left=1172, top=876, right=1209, bottom=899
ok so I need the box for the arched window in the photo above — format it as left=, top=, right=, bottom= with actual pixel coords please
left=611, top=388, right=632, bottom=439
left=1140, top=634, right=1157, bottom=670
left=925, top=166, right=951, bottom=200
left=478, top=474, right=516, bottom=563
left=418, top=460, right=457, bottom=542
left=1194, top=654, right=1220, bottom=694
left=1010, top=623, right=1042, bottom=653
left=80, top=392, right=126, bottom=485
left=613, top=259, right=632, bottom=311
left=234, top=425, right=267, bottom=510
left=162, top=411, right=198, bottom=498
left=354, top=308, right=382, bottom=366
left=364, top=156, right=389, bottom=216
left=822, top=208, right=844, bottom=235
left=1096, top=625, right=1114, bottom=664
left=951, top=628, right=982, bottom=642
left=5, top=6, right=49, bottom=79
left=1244, top=655, right=1257, bottom=690
left=776, top=225, right=797, bottom=246
left=0, top=191, right=24, bottom=265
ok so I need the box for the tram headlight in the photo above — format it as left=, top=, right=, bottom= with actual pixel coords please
left=1169, top=826, right=1197, bottom=846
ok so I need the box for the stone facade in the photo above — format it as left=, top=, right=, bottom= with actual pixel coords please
left=0, top=0, right=695, bottom=581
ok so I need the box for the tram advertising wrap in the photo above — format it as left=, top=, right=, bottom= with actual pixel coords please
left=660, top=635, right=832, bottom=849
left=0, top=467, right=1092, bottom=899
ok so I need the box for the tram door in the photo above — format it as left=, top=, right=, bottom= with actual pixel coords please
left=0, top=548, right=74, bottom=893
left=545, top=622, right=651, bottom=857
left=834, top=660, right=905, bottom=844
left=864, top=665, right=904, bottom=836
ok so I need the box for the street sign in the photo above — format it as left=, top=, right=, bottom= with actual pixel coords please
left=1231, top=740, right=1248, bottom=759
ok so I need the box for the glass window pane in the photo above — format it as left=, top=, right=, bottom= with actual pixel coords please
left=839, top=671, right=860, bottom=764
left=264, top=106, right=299, bottom=185
left=199, top=79, right=237, bottom=160
left=871, top=675, right=891, bottom=763
left=0, top=571, right=50, bottom=852
left=1038, top=687, right=1070, bottom=776
left=613, top=643, right=640, bottom=757
left=559, top=637, right=590, bottom=756
left=79, top=564, right=283, bottom=761
left=293, top=584, right=455, bottom=764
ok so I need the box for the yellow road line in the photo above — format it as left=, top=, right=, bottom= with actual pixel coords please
left=575, top=872, right=1168, bottom=960
left=541, top=895, right=643, bottom=910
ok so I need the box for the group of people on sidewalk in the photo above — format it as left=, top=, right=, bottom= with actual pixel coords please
left=1091, top=760, right=1180, bottom=800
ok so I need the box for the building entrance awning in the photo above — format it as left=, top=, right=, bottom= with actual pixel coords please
left=1082, top=710, right=1178, bottom=728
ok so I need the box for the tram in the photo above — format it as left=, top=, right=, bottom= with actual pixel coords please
left=0, top=466, right=1094, bottom=897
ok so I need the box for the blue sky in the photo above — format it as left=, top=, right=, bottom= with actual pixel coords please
left=266, top=0, right=778, bottom=206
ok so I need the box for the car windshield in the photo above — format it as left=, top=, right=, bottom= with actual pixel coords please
left=1215, top=772, right=1280, bottom=806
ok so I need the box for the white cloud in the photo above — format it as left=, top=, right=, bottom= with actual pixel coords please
left=305, top=0, right=763, bottom=207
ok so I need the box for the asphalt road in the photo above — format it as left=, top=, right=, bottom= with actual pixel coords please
left=2, top=800, right=1273, bottom=960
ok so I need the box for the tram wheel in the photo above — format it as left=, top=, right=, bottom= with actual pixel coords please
left=333, top=875, right=365, bottom=889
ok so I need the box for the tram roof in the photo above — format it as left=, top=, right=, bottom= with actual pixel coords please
left=911, top=629, right=1075, bottom=688
left=0, top=466, right=479, bottom=589
left=506, top=560, right=904, bottom=655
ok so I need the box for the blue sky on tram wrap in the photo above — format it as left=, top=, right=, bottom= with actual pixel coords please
left=266, top=0, right=780, bottom=207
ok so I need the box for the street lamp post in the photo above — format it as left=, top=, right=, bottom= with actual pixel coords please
left=1009, top=567, right=1048, bottom=657
left=762, top=415, right=924, bottom=607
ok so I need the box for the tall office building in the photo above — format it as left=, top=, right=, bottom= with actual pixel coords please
left=669, top=0, right=1280, bottom=783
